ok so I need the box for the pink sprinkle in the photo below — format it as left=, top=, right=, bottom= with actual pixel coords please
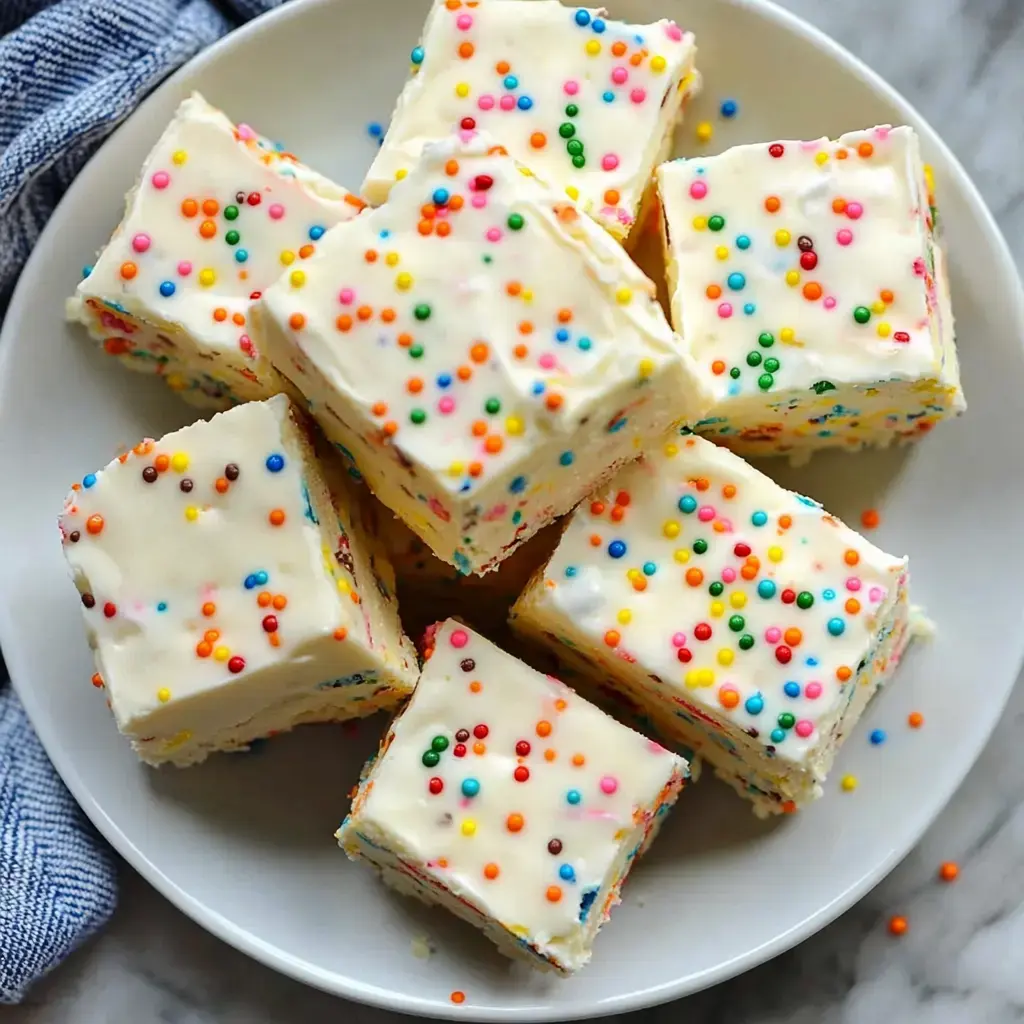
left=599, top=775, right=619, bottom=795
left=823, top=296, right=837, bottom=310
left=338, top=288, right=355, bottom=305
left=875, top=126, right=891, bottom=140
left=765, top=627, right=782, bottom=644
left=665, top=22, right=683, bottom=40
left=795, top=720, right=814, bottom=738
left=611, top=67, right=628, bottom=85
left=236, top=124, right=256, bottom=141
left=471, top=193, right=487, bottom=209
left=131, top=233, right=151, bottom=253
left=177, top=261, right=192, bottom=276
left=269, top=203, right=285, bottom=220
left=538, top=353, right=556, bottom=369
left=869, top=586, right=884, bottom=603
left=805, top=682, right=823, bottom=700
left=478, top=94, right=495, bottom=111
left=717, top=302, right=733, bottom=318
left=630, top=88, right=647, bottom=104
left=456, top=12, right=473, bottom=28
left=499, top=95, right=516, bottom=111
left=151, top=171, right=170, bottom=189
left=846, top=577, right=862, bottom=592
left=450, top=629, right=469, bottom=649
left=438, top=396, right=455, bottom=415
left=836, top=228, right=854, bottom=246
left=671, top=632, right=687, bottom=648
left=721, top=567, right=736, bottom=583
left=601, top=153, right=620, bottom=171
left=913, top=257, right=926, bottom=276
left=689, top=180, right=707, bottom=200
left=845, top=202, right=863, bottom=220
left=563, top=80, right=579, bottom=95
left=697, top=505, right=715, bottom=522
left=800, top=140, right=820, bottom=152
left=485, top=227, right=502, bottom=242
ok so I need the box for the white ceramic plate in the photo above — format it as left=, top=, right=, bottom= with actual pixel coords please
left=2, top=0, right=1022, bottom=1018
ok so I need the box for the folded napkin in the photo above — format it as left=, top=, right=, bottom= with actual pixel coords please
left=0, top=0, right=284, bottom=1002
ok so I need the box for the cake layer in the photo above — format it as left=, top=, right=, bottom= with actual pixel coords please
left=657, top=125, right=964, bottom=458
left=338, top=619, right=686, bottom=974
left=71, top=92, right=365, bottom=408
left=59, top=396, right=417, bottom=766
left=512, top=432, right=911, bottom=814
left=364, top=0, right=699, bottom=241
left=257, top=130, right=711, bottom=574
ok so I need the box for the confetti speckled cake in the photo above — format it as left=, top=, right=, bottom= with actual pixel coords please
left=656, top=125, right=964, bottom=459
left=512, top=433, right=912, bottom=816
left=337, top=619, right=687, bottom=975
left=363, top=0, right=699, bottom=242
left=69, top=92, right=366, bottom=409
left=58, top=396, right=417, bottom=766
left=256, top=130, right=711, bottom=575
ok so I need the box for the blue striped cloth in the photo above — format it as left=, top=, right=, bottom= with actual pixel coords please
left=0, top=0, right=284, bottom=1002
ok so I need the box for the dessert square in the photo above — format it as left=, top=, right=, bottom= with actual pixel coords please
left=59, top=395, right=417, bottom=767
left=363, top=0, right=698, bottom=241
left=337, top=619, right=687, bottom=974
left=69, top=92, right=366, bottom=409
left=257, top=130, right=711, bottom=575
left=656, top=125, right=964, bottom=458
left=512, top=432, right=913, bottom=816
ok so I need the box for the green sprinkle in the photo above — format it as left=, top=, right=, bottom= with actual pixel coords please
left=565, top=103, right=579, bottom=117
left=758, top=332, right=774, bottom=348
left=409, top=344, right=424, bottom=359
left=414, top=303, right=431, bottom=321
left=763, top=357, right=780, bottom=373
left=566, top=139, right=583, bottom=155
left=430, top=735, right=449, bottom=752
left=559, top=122, right=576, bottom=138
left=729, top=367, right=741, bottom=379
left=708, top=581, right=724, bottom=597
left=796, top=591, right=814, bottom=609
left=812, top=380, right=836, bottom=394
left=738, top=634, right=755, bottom=650
left=758, top=373, right=775, bottom=390
left=572, top=155, right=586, bottom=168
left=692, top=539, right=708, bottom=555
left=746, top=351, right=762, bottom=367
left=728, top=615, right=745, bottom=632
left=225, top=230, right=240, bottom=245
left=485, top=397, right=501, bottom=415
left=778, top=712, right=796, bottom=729
left=224, top=205, right=239, bottom=221
left=422, top=750, right=440, bottom=767
left=853, top=306, right=871, bottom=324
left=410, top=409, right=427, bottom=425
left=708, top=215, right=725, bottom=231
left=507, top=213, right=524, bottom=231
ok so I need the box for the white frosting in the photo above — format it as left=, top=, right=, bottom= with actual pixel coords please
left=258, top=130, right=711, bottom=573
left=339, top=619, right=686, bottom=973
left=72, top=92, right=365, bottom=407
left=364, top=0, right=698, bottom=240
left=513, top=432, right=910, bottom=812
left=59, top=396, right=416, bottom=765
left=657, top=125, right=964, bottom=457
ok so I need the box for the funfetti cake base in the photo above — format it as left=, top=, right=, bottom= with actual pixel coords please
left=257, top=130, right=712, bottom=576
left=363, top=0, right=699, bottom=243
left=58, top=396, right=417, bottom=767
left=512, top=431, right=913, bottom=816
left=656, top=125, right=964, bottom=459
left=69, top=92, right=365, bottom=409
left=338, top=619, right=687, bottom=975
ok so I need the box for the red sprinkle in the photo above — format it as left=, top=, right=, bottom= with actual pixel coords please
left=103, top=602, right=117, bottom=618
left=228, top=656, right=245, bottom=673
left=514, top=766, right=530, bottom=782
left=460, top=117, right=476, bottom=130
left=781, top=589, right=796, bottom=604
left=453, top=743, right=467, bottom=757
left=515, top=740, right=531, bottom=756
left=428, top=777, right=444, bottom=795
left=769, top=143, right=785, bottom=158
left=473, top=723, right=489, bottom=739
left=775, top=645, right=792, bottom=664
left=800, top=251, right=818, bottom=270
left=473, top=174, right=494, bottom=191
left=894, top=331, right=910, bottom=343
left=247, top=191, right=261, bottom=205
left=733, top=542, right=751, bottom=558
left=677, top=647, right=692, bottom=663
left=694, top=623, right=712, bottom=642
left=261, top=615, right=278, bottom=633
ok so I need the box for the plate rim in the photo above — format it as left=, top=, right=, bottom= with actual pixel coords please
left=1, top=0, right=1023, bottom=1018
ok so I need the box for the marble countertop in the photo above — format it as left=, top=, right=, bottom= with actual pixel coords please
left=7, top=0, right=1024, bottom=1021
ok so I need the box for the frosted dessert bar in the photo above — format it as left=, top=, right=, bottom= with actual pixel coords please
left=656, top=125, right=964, bottom=458
left=338, top=619, right=687, bottom=974
left=70, top=92, right=366, bottom=408
left=364, top=0, right=698, bottom=242
left=59, top=396, right=417, bottom=766
left=512, top=432, right=912, bottom=815
left=257, top=130, right=711, bottom=575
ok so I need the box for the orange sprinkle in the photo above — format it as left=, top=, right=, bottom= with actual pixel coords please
left=436, top=221, right=451, bottom=238
left=694, top=477, right=710, bottom=492
left=484, top=435, right=503, bottom=454
left=417, top=219, right=434, bottom=236
left=483, top=863, right=500, bottom=880
left=288, top=313, right=305, bottom=330
left=445, top=159, right=460, bottom=176
left=213, top=307, right=228, bottom=322
left=802, top=282, right=823, bottom=301
left=449, top=195, right=464, bottom=211
left=469, top=680, right=482, bottom=693
left=719, top=687, right=740, bottom=709
left=836, top=148, right=849, bottom=159
left=506, top=813, right=524, bottom=832
left=530, top=132, right=547, bottom=149
left=407, top=377, right=424, bottom=394
left=269, top=634, right=281, bottom=648
left=204, top=629, right=219, bottom=643
left=471, top=420, right=487, bottom=437
left=298, top=244, right=315, bottom=259
left=397, top=332, right=413, bottom=348
left=706, top=284, right=722, bottom=299
left=514, top=343, right=528, bottom=359
left=202, top=199, right=219, bottom=216
left=888, top=915, right=908, bottom=936
left=154, top=454, right=170, bottom=473
left=495, top=59, right=510, bottom=73
left=860, top=508, right=880, bottom=529
left=450, top=992, right=465, bottom=1006
left=610, top=506, right=624, bottom=523
left=589, top=534, right=601, bottom=547
left=421, top=203, right=436, bottom=220
left=468, top=462, right=483, bottom=477
left=473, top=741, right=486, bottom=755
left=257, top=593, right=272, bottom=607
left=557, top=309, right=573, bottom=325
left=372, top=402, right=387, bottom=417
left=457, top=364, right=472, bottom=381
left=555, top=699, right=567, bottom=712
left=215, top=477, right=229, bottom=494
left=782, top=800, right=798, bottom=814
left=199, top=219, right=216, bottom=238
left=458, top=41, right=474, bottom=58
left=120, top=261, right=137, bottom=280
left=201, top=601, right=216, bottom=617
left=880, top=289, right=894, bottom=304
left=518, top=320, right=533, bottom=335
left=333, top=627, right=348, bottom=641
left=722, top=484, right=737, bottom=499
left=778, top=515, right=792, bottom=529
left=268, top=509, right=286, bottom=527
left=604, top=630, right=620, bottom=647
left=845, top=598, right=861, bottom=614
left=232, top=313, right=246, bottom=326
left=939, top=861, right=959, bottom=882
left=572, top=753, right=585, bottom=767
left=546, top=886, right=562, bottom=903
left=545, top=393, right=563, bottom=411
left=832, top=198, right=847, bottom=214
left=590, top=501, right=605, bottom=515
left=536, top=720, right=552, bottom=737
left=86, top=514, right=104, bottom=535
left=470, top=342, right=488, bottom=363
left=858, top=142, right=874, bottom=158
left=836, top=666, right=853, bottom=682
left=844, top=549, right=860, bottom=566
left=196, top=641, right=212, bottom=658
left=544, top=748, right=556, bottom=762
left=711, top=360, right=726, bottom=375
left=764, top=195, right=781, bottom=213
left=784, top=628, right=802, bottom=647
left=740, top=565, right=758, bottom=581
left=272, top=595, right=287, bottom=610
left=181, top=198, right=198, bottom=217
left=336, top=315, right=352, bottom=332
left=611, top=40, right=627, bottom=56
left=604, top=188, right=621, bottom=206
left=686, top=568, right=704, bottom=587
left=908, top=711, right=924, bottom=728
left=91, top=673, right=104, bottom=688
left=364, top=249, right=378, bottom=263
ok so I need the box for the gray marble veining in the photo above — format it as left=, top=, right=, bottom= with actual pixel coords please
left=6, top=0, right=1024, bottom=1021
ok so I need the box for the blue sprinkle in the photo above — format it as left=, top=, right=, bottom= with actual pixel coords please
left=244, top=575, right=258, bottom=590
left=743, top=303, right=756, bottom=315
left=461, top=778, right=480, bottom=797
left=678, top=495, right=697, bottom=514
left=751, top=510, right=768, bottom=526
left=577, top=336, right=592, bottom=351
left=156, top=602, right=168, bottom=612
left=309, top=225, right=326, bottom=240
left=504, top=75, right=518, bottom=90
left=82, top=474, right=97, bottom=489
left=559, top=451, right=574, bottom=466
left=379, top=229, right=391, bottom=239
left=770, top=728, right=786, bottom=743
left=555, top=328, right=570, bottom=343
left=559, top=864, right=576, bottom=882
left=411, top=46, right=424, bottom=63
left=266, top=454, right=285, bottom=473
left=566, top=789, right=582, bottom=805
left=736, top=235, right=751, bottom=250
left=720, top=98, right=738, bottom=118
left=827, top=617, right=846, bottom=636
left=728, top=382, right=741, bottom=397
left=532, top=381, right=546, bottom=395
left=745, top=695, right=764, bottom=715
left=81, top=264, right=93, bottom=279
left=565, top=565, right=578, bottom=577
left=574, top=8, right=590, bottom=25
left=512, top=510, right=522, bottom=525
left=607, top=540, right=626, bottom=559
left=509, top=476, right=527, bottom=494
left=255, top=571, right=269, bottom=586
left=602, top=90, right=615, bottom=103
left=870, top=729, right=887, bottom=745
left=432, top=187, right=450, bottom=206
left=436, top=373, right=452, bottom=388
left=784, top=681, right=801, bottom=698
left=159, top=280, right=175, bottom=297
left=758, top=580, right=776, bottom=599
left=592, top=17, right=606, bottom=32
left=234, top=249, right=249, bottom=263
left=517, top=95, right=533, bottom=110
left=823, top=588, right=836, bottom=601
left=727, top=272, right=746, bottom=291
left=806, top=657, right=819, bottom=667
left=642, top=562, right=657, bottom=576
left=579, top=888, right=598, bottom=922
left=367, top=122, right=384, bottom=138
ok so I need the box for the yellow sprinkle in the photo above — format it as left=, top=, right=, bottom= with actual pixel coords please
left=165, top=374, right=188, bottom=392
left=717, top=649, right=734, bottom=667
left=715, top=245, right=729, bottom=261
left=710, top=601, right=725, bottom=618
left=730, top=591, right=747, bottom=609
left=692, top=215, right=707, bottom=231
left=505, top=416, right=524, bottom=436
left=768, top=545, right=783, bottom=563
left=871, top=300, right=886, bottom=315
left=395, top=168, right=408, bottom=181
left=785, top=270, right=800, bottom=287
left=617, top=609, right=632, bottom=625
left=663, top=521, right=680, bottom=539
left=184, top=506, right=198, bottom=522
left=448, top=462, right=464, bottom=477
left=815, top=151, right=829, bottom=166
left=171, top=150, right=187, bottom=166
left=213, top=646, right=230, bottom=662
left=518, top=166, right=533, bottom=178
left=290, top=270, right=306, bottom=288
left=673, top=548, right=690, bottom=564
left=337, top=578, right=351, bottom=593
left=841, top=775, right=858, bottom=792
left=157, top=687, right=171, bottom=703
left=780, top=327, right=796, bottom=343
left=637, top=357, right=654, bottom=379
left=585, top=40, right=601, bottom=55
left=775, top=229, right=791, bottom=247
left=396, top=272, right=413, bottom=290
left=280, top=250, right=295, bottom=266
left=626, top=568, right=640, bottom=580
left=461, top=819, right=477, bottom=836
left=385, top=252, right=400, bottom=267
left=616, top=287, right=633, bottom=305
left=696, top=121, right=713, bottom=143
left=170, top=452, right=189, bottom=473
left=566, top=185, right=580, bottom=201
left=664, top=443, right=678, bottom=457
left=164, top=730, right=192, bottom=750
left=650, top=55, right=667, bottom=72
left=924, top=163, right=936, bottom=197
left=685, top=670, right=699, bottom=688
left=522, top=289, right=534, bottom=303
left=198, top=268, right=215, bottom=287
left=455, top=82, right=470, bottom=98
left=695, top=668, right=714, bottom=687
left=877, top=322, right=891, bottom=338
